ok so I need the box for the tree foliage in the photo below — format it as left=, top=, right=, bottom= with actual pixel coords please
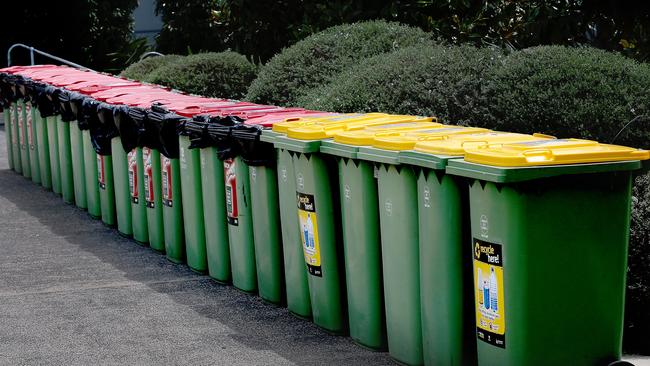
left=1, top=1, right=140, bottom=71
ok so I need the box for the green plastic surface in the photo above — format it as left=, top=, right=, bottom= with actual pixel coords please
left=10, top=103, right=22, bottom=173
left=97, top=153, right=116, bottom=226
left=337, top=157, right=386, bottom=349
left=82, top=131, right=101, bottom=218
left=249, top=163, right=284, bottom=304
left=111, top=138, right=133, bottom=236
left=4, top=109, right=13, bottom=170
left=292, top=150, right=347, bottom=334
left=199, top=147, right=231, bottom=282
left=225, top=157, right=257, bottom=293
left=26, top=103, right=40, bottom=184
left=275, top=147, right=312, bottom=318
left=161, top=156, right=185, bottom=263
left=466, top=170, right=633, bottom=366
left=129, top=147, right=149, bottom=244
left=57, top=120, right=74, bottom=204
left=18, top=100, right=31, bottom=178
left=376, top=163, right=423, bottom=365
left=69, top=121, right=87, bottom=209
left=36, top=116, right=52, bottom=190
left=143, top=148, right=165, bottom=251
left=46, top=116, right=60, bottom=194
left=179, top=136, right=207, bottom=272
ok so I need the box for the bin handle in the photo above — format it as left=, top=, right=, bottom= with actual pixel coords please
left=522, top=149, right=555, bottom=163
left=532, top=133, right=557, bottom=139
left=460, top=140, right=489, bottom=149
left=417, top=135, right=446, bottom=141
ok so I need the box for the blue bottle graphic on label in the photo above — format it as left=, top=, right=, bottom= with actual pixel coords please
left=490, top=267, right=498, bottom=312
left=483, top=279, right=490, bottom=310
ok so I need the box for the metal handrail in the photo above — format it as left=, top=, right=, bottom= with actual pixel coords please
left=140, top=51, right=164, bottom=60
left=7, top=43, right=95, bottom=71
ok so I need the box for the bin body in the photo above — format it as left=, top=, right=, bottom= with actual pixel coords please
left=179, top=135, right=207, bottom=272
left=10, top=103, right=22, bottom=173
left=111, top=138, right=133, bottom=236
left=274, top=145, right=312, bottom=317
left=375, top=163, right=423, bottom=365
left=199, top=147, right=230, bottom=282
left=249, top=163, right=284, bottom=304
left=46, top=116, right=61, bottom=194
left=36, top=116, right=52, bottom=190
left=143, top=147, right=165, bottom=252
left=161, top=154, right=185, bottom=263
left=337, top=157, right=385, bottom=349
left=4, top=109, right=14, bottom=170
left=18, top=100, right=31, bottom=178
left=292, top=148, right=346, bottom=334
left=83, top=130, right=101, bottom=218
left=128, top=147, right=149, bottom=244
left=69, top=121, right=87, bottom=209
left=444, top=161, right=636, bottom=366
left=57, top=120, right=75, bottom=203
left=416, top=169, right=476, bottom=366
left=224, top=156, right=257, bottom=292
left=26, top=103, right=40, bottom=184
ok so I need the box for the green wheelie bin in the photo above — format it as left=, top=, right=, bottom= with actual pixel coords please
left=355, top=126, right=494, bottom=365
left=34, top=113, right=52, bottom=190
left=18, top=99, right=31, bottom=178
left=10, top=102, right=22, bottom=173
left=46, top=115, right=61, bottom=195
left=261, top=128, right=312, bottom=317
left=56, top=115, right=75, bottom=204
left=272, top=113, right=429, bottom=334
left=320, top=120, right=445, bottom=350
left=23, top=100, right=41, bottom=184
left=146, top=107, right=186, bottom=262
left=444, top=139, right=649, bottom=366
left=3, top=107, right=12, bottom=170
left=59, top=91, right=87, bottom=209
left=383, top=131, right=556, bottom=366
left=97, top=103, right=129, bottom=232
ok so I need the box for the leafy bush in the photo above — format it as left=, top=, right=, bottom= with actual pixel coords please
left=245, top=20, right=432, bottom=106
left=479, top=46, right=650, bottom=149
left=625, top=171, right=650, bottom=354
left=299, top=44, right=502, bottom=125
left=120, top=55, right=184, bottom=81
left=146, top=52, right=258, bottom=99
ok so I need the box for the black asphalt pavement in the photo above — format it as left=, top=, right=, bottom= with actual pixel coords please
left=0, top=120, right=393, bottom=365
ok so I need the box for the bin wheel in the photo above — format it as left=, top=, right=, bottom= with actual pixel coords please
left=608, top=361, right=635, bottom=366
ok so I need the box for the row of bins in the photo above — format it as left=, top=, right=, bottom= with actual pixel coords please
left=1, top=64, right=648, bottom=366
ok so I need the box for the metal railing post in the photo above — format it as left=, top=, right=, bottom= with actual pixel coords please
left=6, top=43, right=95, bottom=71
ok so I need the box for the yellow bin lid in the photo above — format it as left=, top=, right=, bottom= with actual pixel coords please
left=333, top=120, right=444, bottom=146
left=464, top=138, right=650, bottom=166
left=286, top=115, right=433, bottom=140
left=271, top=113, right=382, bottom=133
left=413, top=132, right=555, bottom=156
left=372, top=126, right=489, bottom=151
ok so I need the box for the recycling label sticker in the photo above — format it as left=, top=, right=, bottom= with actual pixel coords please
left=224, top=158, right=239, bottom=226
left=161, top=156, right=173, bottom=207
left=26, top=104, right=34, bottom=149
left=297, top=192, right=321, bottom=277
left=97, top=155, right=106, bottom=189
left=143, top=148, right=155, bottom=208
left=10, top=104, right=17, bottom=145
left=128, top=150, right=139, bottom=204
left=474, top=238, right=506, bottom=348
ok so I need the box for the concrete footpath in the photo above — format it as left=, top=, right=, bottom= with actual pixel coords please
left=0, top=123, right=393, bottom=365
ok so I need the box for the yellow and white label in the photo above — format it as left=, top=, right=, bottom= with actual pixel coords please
left=474, top=238, right=506, bottom=348
left=297, top=192, right=322, bottom=277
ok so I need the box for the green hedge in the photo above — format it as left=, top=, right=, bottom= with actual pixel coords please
left=299, top=44, right=502, bottom=126
left=245, top=20, right=432, bottom=106
left=145, top=52, right=258, bottom=99
left=479, top=46, right=650, bottom=149
left=120, top=54, right=184, bottom=81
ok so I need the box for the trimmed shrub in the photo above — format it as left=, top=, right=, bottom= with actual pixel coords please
left=299, top=44, right=502, bottom=125
left=245, top=20, right=432, bottom=106
left=146, top=52, right=258, bottom=99
left=480, top=46, right=650, bottom=149
left=120, top=54, right=184, bottom=81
